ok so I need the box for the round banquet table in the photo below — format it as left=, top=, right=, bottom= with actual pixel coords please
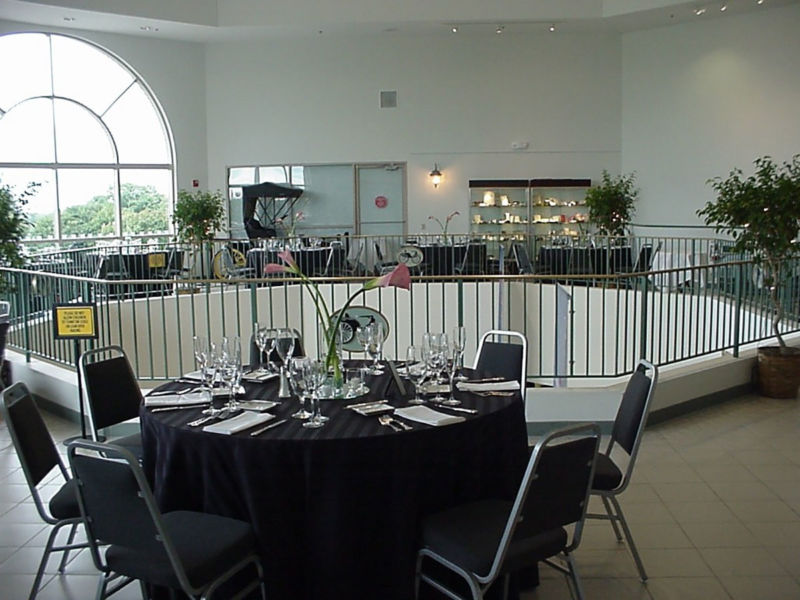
left=140, top=365, right=529, bottom=599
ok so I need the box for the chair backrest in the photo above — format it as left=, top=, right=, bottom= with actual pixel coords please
left=458, top=242, right=487, bottom=275
left=633, top=243, right=655, bottom=272
left=67, top=440, right=192, bottom=590
left=79, top=346, right=142, bottom=438
left=609, top=359, right=658, bottom=488
left=248, top=329, right=305, bottom=369
left=512, top=243, right=534, bottom=275
left=1, top=382, right=68, bottom=522
left=473, top=330, right=528, bottom=400
left=486, top=424, right=600, bottom=581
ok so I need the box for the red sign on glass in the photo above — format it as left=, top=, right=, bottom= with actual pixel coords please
left=375, top=195, right=388, bottom=209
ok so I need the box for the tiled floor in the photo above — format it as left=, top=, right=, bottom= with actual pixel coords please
left=2, top=393, right=800, bottom=599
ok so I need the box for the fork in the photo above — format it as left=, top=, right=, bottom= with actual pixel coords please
left=378, top=415, right=402, bottom=432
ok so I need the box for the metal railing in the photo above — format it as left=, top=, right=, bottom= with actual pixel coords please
left=3, top=241, right=799, bottom=384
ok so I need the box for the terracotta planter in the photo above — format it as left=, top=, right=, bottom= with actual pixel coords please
left=757, top=346, right=800, bottom=399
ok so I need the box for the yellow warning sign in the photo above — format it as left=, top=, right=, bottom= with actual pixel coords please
left=53, top=304, right=98, bottom=339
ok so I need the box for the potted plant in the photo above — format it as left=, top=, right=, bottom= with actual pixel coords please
left=584, top=170, right=638, bottom=238
left=698, top=155, right=800, bottom=398
left=172, top=189, right=225, bottom=277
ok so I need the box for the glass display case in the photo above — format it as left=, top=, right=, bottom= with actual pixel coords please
left=529, top=178, right=591, bottom=237
left=468, top=180, right=529, bottom=260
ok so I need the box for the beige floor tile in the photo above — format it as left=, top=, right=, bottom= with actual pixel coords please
left=666, top=501, right=739, bottom=524
left=646, top=576, right=731, bottom=600
left=720, top=576, right=800, bottom=600
left=637, top=548, right=713, bottom=577
left=745, top=464, right=800, bottom=483
left=637, top=464, right=702, bottom=484
left=581, top=577, right=651, bottom=599
left=766, top=546, right=800, bottom=579
left=652, top=482, right=718, bottom=503
left=681, top=521, right=761, bottom=548
left=610, top=501, right=677, bottom=524
left=732, top=450, right=796, bottom=466
left=573, top=548, right=641, bottom=579
left=692, top=463, right=760, bottom=483
left=708, top=481, right=780, bottom=502
left=746, top=522, right=800, bottom=547
left=624, top=522, right=693, bottom=549
left=724, top=500, right=798, bottom=524
left=700, top=548, right=789, bottom=578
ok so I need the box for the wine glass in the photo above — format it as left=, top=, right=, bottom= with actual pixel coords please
left=451, top=326, right=468, bottom=381
left=405, top=345, right=427, bottom=405
left=254, top=322, right=270, bottom=373
left=200, top=342, right=221, bottom=415
left=219, top=337, right=242, bottom=410
left=289, top=357, right=312, bottom=419
left=366, top=321, right=385, bottom=375
left=275, top=328, right=296, bottom=395
left=302, top=359, right=328, bottom=429
left=441, top=346, right=462, bottom=406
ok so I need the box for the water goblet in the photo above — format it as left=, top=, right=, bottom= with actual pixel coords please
left=451, top=326, right=468, bottom=381
left=302, top=360, right=328, bottom=429
left=289, top=357, right=312, bottom=419
left=275, top=329, right=296, bottom=398
left=254, top=322, right=270, bottom=374
left=405, top=345, right=427, bottom=405
left=441, top=346, right=462, bottom=406
left=366, top=321, right=385, bottom=375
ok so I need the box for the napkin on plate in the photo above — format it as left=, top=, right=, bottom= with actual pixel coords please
left=394, top=406, right=465, bottom=427
left=241, top=371, right=279, bottom=383
left=456, top=380, right=520, bottom=392
left=181, top=370, right=203, bottom=381
left=144, top=392, right=209, bottom=407
left=203, top=411, right=274, bottom=435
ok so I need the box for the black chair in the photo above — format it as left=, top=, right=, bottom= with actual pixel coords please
left=473, top=330, right=528, bottom=400
left=415, top=423, right=600, bottom=600
left=322, top=242, right=347, bottom=276
left=586, top=359, right=658, bottom=581
left=78, top=345, right=143, bottom=460
left=455, top=242, right=488, bottom=276
left=67, top=440, right=267, bottom=600
left=248, top=328, right=305, bottom=370
left=0, top=382, right=90, bottom=600
left=511, top=243, right=534, bottom=275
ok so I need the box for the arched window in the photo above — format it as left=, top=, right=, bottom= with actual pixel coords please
left=0, top=32, right=175, bottom=249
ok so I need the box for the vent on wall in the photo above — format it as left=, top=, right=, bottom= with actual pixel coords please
left=380, top=90, right=397, bottom=108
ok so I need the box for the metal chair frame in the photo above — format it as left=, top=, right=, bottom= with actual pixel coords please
left=473, top=329, right=528, bottom=401
left=585, top=359, right=658, bottom=581
left=1, top=382, right=90, bottom=600
left=415, top=423, right=601, bottom=600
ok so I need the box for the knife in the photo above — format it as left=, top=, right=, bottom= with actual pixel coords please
left=436, top=405, right=478, bottom=415
left=150, top=404, right=206, bottom=413
left=249, top=418, right=288, bottom=436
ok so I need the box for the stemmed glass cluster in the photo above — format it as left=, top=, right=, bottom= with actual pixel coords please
left=357, top=321, right=384, bottom=375
left=404, top=326, right=466, bottom=406
left=192, top=335, right=243, bottom=416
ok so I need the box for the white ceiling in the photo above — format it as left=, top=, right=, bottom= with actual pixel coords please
left=0, top=0, right=797, bottom=41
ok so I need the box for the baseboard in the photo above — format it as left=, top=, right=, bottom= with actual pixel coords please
left=647, top=382, right=756, bottom=425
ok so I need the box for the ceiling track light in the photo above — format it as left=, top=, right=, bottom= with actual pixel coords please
left=694, top=7, right=707, bottom=15
left=720, top=3, right=728, bottom=11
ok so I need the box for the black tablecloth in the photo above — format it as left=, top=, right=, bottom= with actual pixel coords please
left=141, top=366, right=529, bottom=599
left=537, top=246, right=633, bottom=275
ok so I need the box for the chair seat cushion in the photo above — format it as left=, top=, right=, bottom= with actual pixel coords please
left=421, top=499, right=567, bottom=577
left=592, top=453, right=623, bottom=491
left=106, top=510, right=256, bottom=591
left=49, top=478, right=81, bottom=520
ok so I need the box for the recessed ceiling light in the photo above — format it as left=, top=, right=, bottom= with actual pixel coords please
left=757, top=0, right=765, bottom=4
left=495, top=25, right=504, bottom=34
left=451, top=26, right=458, bottom=33
left=720, top=3, right=728, bottom=11
left=694, top=7, right=707, bottom=15
left=549, top=24, right=556, bottom=32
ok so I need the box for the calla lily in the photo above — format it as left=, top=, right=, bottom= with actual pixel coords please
left=278, top=249, right=297, bottom=270
left=264, top=263, right=288, bottom=274
left=365, top=263, right=411, bottom=291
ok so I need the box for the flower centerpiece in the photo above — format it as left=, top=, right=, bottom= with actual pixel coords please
left=265, top=250, right=411, bottom=389
left=427, top=211, right=460, bottom=244
left=275, top=209, right=306, bottom=242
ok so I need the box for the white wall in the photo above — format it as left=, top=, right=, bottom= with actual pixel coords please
left=621, top=3, right=800, bottom=231
left=204, top=32, right=622, bottom=232
left=0, top=19, right=208, bottom=191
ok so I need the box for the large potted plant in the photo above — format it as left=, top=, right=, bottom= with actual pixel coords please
left=698, top=155, right=800, bottom=398
left=172, top=189, right=225, bottom=277
left=584, top=170, right=638, bottom=237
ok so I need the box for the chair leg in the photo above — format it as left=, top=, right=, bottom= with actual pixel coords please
left=139, top=581, right=150, bottom=600
left=601, top=495, right=623, bottom=541
left=414, top=553, right=423, bottom=600
left=609, top=495, right=648, bottom=581
left=94, top=573, right=110, bottom=600
left=565, top=554, right=586, bottom=600
left=29, top=523, right=62, bottom=600
left=58, top=523, right=79, bottom=572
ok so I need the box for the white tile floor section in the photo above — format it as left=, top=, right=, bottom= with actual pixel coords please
left=1, top=393, right=800, bottom=599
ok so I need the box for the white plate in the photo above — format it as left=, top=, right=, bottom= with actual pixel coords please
left=350, top=402, right=395, bottom=416
left=237, top=400, right=279, bottom=412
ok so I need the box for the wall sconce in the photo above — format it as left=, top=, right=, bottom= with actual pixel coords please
left=429, top=164, right=443, bottom=188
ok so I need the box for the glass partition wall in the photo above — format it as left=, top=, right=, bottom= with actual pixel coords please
left=227, top=163, right=407, bottom=239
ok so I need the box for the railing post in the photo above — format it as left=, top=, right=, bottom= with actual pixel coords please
left=457, top=278, right=463, bottom=327
left=19, top=271, right=31, bottom=362
left=639, top=274, right=649, bottom=361
left=732, top=262, right=742, bottom=358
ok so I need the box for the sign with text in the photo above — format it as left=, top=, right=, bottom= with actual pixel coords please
left=53, top=303, right=99, bottom=340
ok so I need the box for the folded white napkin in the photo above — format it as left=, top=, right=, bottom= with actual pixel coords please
left=457, top=380, right=520, bottom=392
left=144, top=392, right=208, bottom=407
left=210, top=385, right=245, bottom=397
left=420, top=383, right=450, bottom=394
left=394, top=406, right=465, bottom=427
left=241, top=371, right=279, bottom=383
left=182, top=370, right=203, bottom=381
left=203, top=411, right=274, bottom=435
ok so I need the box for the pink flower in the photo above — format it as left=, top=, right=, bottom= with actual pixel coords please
left=278, top=249, right=297, bottom=269
left=264, top=263, right=288, bottom=274
left=365, top=263, right=411, bottom=291
left=295, top=211, right=305, bottom=222
left=446, top=211, right=460, bottom=222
